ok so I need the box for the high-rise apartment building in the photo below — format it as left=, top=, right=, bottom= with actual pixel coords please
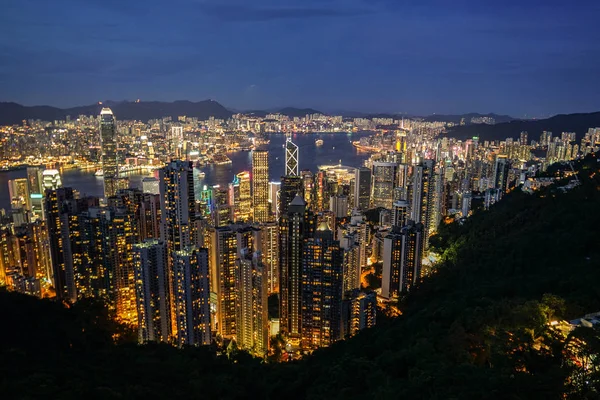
left=392, top=200, right=409, bottom=227
left=236, top=249, right=268, bottom=356
left=301, top=223, right=343, bottom=349
left=159, top=160, right=209, bottom=346
left=342, top=290, right=377, bottom=338
left=381, top=221, right=423, bottom=298
left=172, top=247, right=211, bottom=346
left=133, top=239, right=170, bottom=343
left=258, top=222, right=279, bottom=294
left=211, top=225, right=238, bottom=338
left=45, top=187, right=79, bottom=302
left=493, top=155, right=510, bottom=196
left=410, top=160, right=434, bottom=249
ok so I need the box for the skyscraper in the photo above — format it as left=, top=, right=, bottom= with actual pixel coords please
left=410, top=160, right=434, bottom=248
left=285, top=137, right=299, bottom=176
left=279, top=196, right=315, bottom=341
left=45, top=187, right=78, bottom=302
left=392, top=200, right=409, bottom=227
left=172, top=247, right=211, bottom=346
left=342, top=290, right=377, bottom=338
left=252, top=150, right=270, bottom=223
left=170, top=126, right=184, bottom=157
left=211, top=225, right=238, bottom=338
left=493, top=155, right=510, bottom=196
left=8, top=178, right=31, bottom=211
left=301, top=170, right=314, bottom=209
left=371, top=162, right=399, bottom=209
left=268, top=181, right=281, bottom=219
left=279, top=175, right=304, bottom=215
left=232, top=172, right=252, bottom=222
left=381, top=221, right=423, bottom=298
left=105, top=207, right=138, bottom=325
left=159, top=160, right=208, bottom=345
left=354, top=167, right=371, bottom=210
left=133, top=239, right=170, bottom=343
left=340, top=234, right=360, bottom=294
left=301, top=222, right=343, bottom=349
left=235, top=249, right=268, bottom=356
left=258, top=222, right=280, bottom=294
left=100, top=108, right=119, bottom=198
left=160, top=161, right=196, bottom=258
left=329, top=195, right=348, bottom=219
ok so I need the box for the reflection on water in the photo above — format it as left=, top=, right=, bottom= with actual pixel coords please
left=0, top=132, right=372, bottom=209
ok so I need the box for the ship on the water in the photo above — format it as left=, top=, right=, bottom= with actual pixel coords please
left=94, top=169, right=104, bottom=177
left=315, top=139, right=324, bottom=146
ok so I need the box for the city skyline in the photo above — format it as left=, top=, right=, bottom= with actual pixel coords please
left=2, top=1, right=599, bottom=117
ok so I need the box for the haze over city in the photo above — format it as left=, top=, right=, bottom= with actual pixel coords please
left=2, top=0, right=600, bottom=117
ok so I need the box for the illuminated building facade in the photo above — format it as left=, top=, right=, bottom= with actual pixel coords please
left=252, top=150, right=270, bottom=223
left=211, top=225, right=238, bottom=337
left=371, top=161, right=399, bottom=209
left=279, top=196, right=315, bottom=341
left=159, top=160, right=207, bottom=345
left=133, top=239, right=170, bottom=343
left=258, top=222, right=279, bottom=294
left=235, top=249, right=268, bottom=356
left=285, top=137, right=299, bottom=176
left=232, top=172, right=252, bottom=222
left=42, top=169, right=62, bottom=191
left=173, top=247, right=211, bottom=346
left=342, top=290, right=377, bottom=338
left=354, top=167, right=371, bottom=210
left=381, top=221, right=423, bottom=298
left=301, top=223, right=343, bottom=350
left=279, top=175, right=303, bottom=216
left=301, top=170, right=314, bottom=209
left=100, top=108, right=119, bottom=198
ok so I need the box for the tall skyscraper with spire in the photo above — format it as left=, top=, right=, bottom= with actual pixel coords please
left=252, top=150, right=270, bottom=223
left=100, top=108, right=119, bottom=198
left=285, top=135, right=299, bottom=177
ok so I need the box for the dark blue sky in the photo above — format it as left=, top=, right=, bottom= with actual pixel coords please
left=1, top=0, right=599, bottom=117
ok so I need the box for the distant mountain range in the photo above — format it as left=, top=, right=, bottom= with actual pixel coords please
left=446, top=111, right=600, bottom=141
left=0, top=101, right=516, bottom=125
left=242, top=107, right=324, bottom=118
left=423, top=113, right=515, bottom=124
left=1, top=101, right=598, bottom=141
left=0, top=100, right=233, bottom=125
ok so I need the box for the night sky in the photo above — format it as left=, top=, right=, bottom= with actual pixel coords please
left=1, top=0, right=599, bottom=117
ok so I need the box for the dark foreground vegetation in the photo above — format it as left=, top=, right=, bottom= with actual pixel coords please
left=2, top=156, right=600, bottom=399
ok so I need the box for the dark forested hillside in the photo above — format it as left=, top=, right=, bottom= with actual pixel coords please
left=2, top=156, right=600, bottom=399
